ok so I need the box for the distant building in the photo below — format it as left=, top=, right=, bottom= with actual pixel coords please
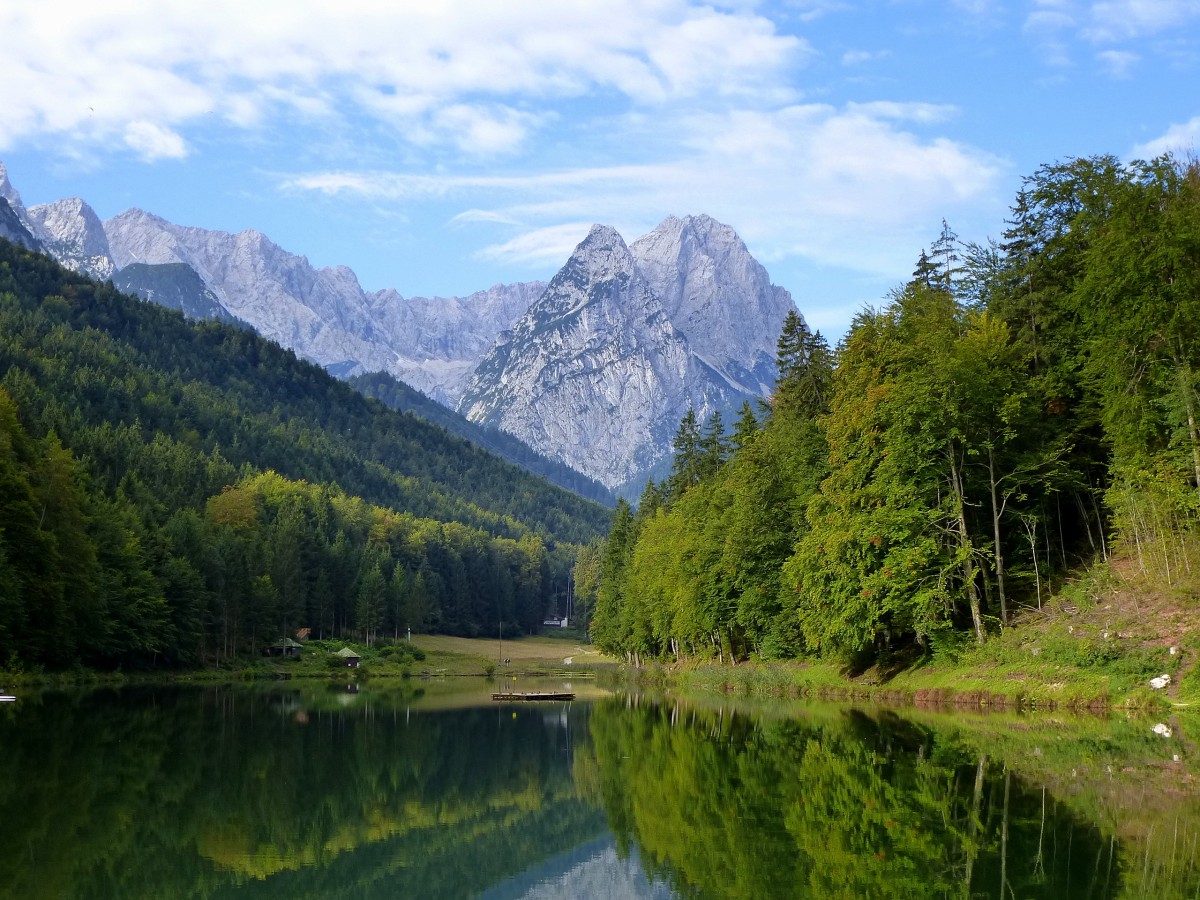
left=335, top=647, right=362, bottom=668
left=543, top=616, right=568, bottom=628
left=262, top=637, right=303, bottom=657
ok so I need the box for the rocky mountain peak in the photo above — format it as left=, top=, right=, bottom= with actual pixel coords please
left=0, top=161, right=25, bottom=211
left=457, top=222, right=750, bottom=491
left=631, top=213, right=794, bottom=395
left=26, top=197, right=115, bottom=280
left=552, top=225, right=643, bottom=292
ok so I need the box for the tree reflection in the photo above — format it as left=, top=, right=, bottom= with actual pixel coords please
left=584, top=697, right=1137, bottom=899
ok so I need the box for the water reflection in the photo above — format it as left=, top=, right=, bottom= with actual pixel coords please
left=588, top=697, right=1131, bottom=899
left=0, top=684, right=1194, bottom=899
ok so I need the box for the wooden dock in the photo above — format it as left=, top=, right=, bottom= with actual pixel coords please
left=491, top=691, right=575, bottom=702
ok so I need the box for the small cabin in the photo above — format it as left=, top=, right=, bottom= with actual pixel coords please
left=543, top=616, right=569, bottom=628
left=262, top=637, right=303, bottom=657
left=335, top=647, right=362, bottom=668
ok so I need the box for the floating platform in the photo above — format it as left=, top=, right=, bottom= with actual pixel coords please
left=491, top=691, right=575, bottom=702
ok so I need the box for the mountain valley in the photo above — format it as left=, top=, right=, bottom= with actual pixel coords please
left=0, top=161, right=801, bottom=495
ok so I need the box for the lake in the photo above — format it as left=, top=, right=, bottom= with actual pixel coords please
left=0, top=679, right=1195, bottom=898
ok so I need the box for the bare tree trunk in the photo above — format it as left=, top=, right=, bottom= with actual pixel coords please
left=988, top=446, right=1008, bottom=626
left=950, top=447, right=985, bottom=643
left=1022, top=515, right=1042, bottom=610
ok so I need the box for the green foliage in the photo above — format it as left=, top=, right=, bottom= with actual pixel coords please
left=591, top=152, right=1200, bottom=668
left=0, top=240, right=608, bottom=670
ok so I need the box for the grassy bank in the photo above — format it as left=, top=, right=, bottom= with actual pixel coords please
left=632, top=558, right=1200, bottom=713
left=1, top=632, right=618, bottom=687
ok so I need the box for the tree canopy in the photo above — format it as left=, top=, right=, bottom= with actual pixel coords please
left=582, top=153, right=1200, bottom=665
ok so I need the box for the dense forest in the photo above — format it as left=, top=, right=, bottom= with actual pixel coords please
left=349, top=370, right=616, bottom=506
left=579, top=154, right=1200, bottom=665
left=0, top=241, right=610, bottom=670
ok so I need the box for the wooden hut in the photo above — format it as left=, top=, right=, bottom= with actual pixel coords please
left=262, top=637, right=303, bottom=657
left=335, top=647, right=362, bottom=668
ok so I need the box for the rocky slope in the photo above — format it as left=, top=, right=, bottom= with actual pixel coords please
left=112, top=262, right=236, bottom=323
left=364, top=281, right=545, bottom=404
left=0, top=164, right=41, bottom=251
left=26, top=198, right=115, bottom=280
left=457, top=225, right=762, bottom=490
left=630, top=214, right=792, bottom=396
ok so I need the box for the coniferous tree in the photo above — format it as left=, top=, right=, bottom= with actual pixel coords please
left=667, top=409, right=703, bottom=502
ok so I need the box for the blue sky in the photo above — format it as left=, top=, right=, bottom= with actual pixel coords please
left=1, top=0, right=1197, bottom=339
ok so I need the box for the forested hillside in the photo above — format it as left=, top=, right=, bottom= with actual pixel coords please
left=349, top=370, right=616, bottom=506
left=580, top=154, right=1200, bottom=665
left=0, top=240, right=610, bottom=670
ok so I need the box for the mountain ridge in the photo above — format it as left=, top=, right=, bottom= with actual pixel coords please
left=2, top=162, right=800, bottom=496
left=459, top=220, right=794, bottom=491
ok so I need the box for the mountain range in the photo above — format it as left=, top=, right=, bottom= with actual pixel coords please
left=0, top=161, right=800, bottom=495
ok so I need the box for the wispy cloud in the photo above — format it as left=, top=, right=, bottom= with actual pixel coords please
left=285, top=101, right=1007, bottom=279
left=1133, top=115, right=1200, bottom=158
left=475, top=223, right=597, bottom=266
left=1084, top=0, right=1200, bottom=42
left=840, top=49, right=890, bottom=66
left=123, top=121, right=188, bottom=161
left=1096, top=48, right=1139, bottom=77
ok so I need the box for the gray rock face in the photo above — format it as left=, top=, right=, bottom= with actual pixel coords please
left=26, top=198, right=115, bottom=280
left=103, top=208, right=543, bottom=404
left=457, top=225, right=754, bottom=490
left=0, top=165, right=42, bottom=251
left=105, top=208, right=394, bottom=373
left=113, top=262, right=236, bottom=322
left=0, top=197, right=41, bottom=251
left=0, top=163, right=28, bottom=221
left=630, top=214, right=795, bottom=395
left=365, top=281, right=544, bottom=405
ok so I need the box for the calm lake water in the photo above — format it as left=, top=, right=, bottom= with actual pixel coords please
left=0, top=679, right=1195, bottom=899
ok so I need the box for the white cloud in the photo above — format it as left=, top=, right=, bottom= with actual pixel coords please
left=1085, top=0, right=1200, bottom=42
left=432, top=105, right=543, bottom=156
left=846, top=101, right=958, bottom=124
left=123, top=121, right=187, bottom=160
left=841, top=49, right=889, bottom=66
left=1133, top=116, right=1200, bottom=158
left=1097, top=49, right=1139, bottom=77
left=286, top=102, right=1007, bottom=279
left=783, top=1, right=848, bottom=23
left=0, top=1, right=803, bottom=160
left=448, top=209, right=524, bottom=228
left=1023, top=1, right=1079, bottom=65
left=476, top=223, right=596, bottom=266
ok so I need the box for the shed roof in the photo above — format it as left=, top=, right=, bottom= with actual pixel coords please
left=335, top=647, right=362, bottom=658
